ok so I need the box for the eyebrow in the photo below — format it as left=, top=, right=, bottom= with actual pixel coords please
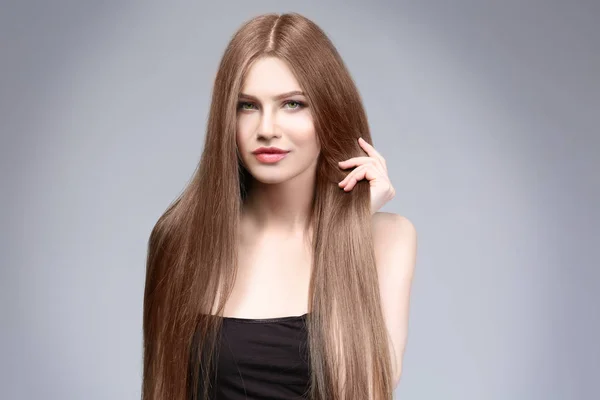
left=238, top=90, right=305, bottom=101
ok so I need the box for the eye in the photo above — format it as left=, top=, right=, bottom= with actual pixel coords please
left=238, top=101, right=256, bottom=111
left=284, top=100, right=305, bottom=110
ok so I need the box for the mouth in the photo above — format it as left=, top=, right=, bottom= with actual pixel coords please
left=252, top=147, right=290, bottom=155
left=253, top=152, right=289, bottom=163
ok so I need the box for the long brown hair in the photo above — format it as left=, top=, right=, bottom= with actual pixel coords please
left=142, top=12, right=393, bottom=400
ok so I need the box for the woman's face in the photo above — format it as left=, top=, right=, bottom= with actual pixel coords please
left=236, top=56, right=320, bottom=185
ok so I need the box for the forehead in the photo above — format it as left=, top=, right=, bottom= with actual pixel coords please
left=241, top=56, right=302, bottom=95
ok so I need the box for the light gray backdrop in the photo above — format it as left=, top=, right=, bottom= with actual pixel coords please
left=1, top=1, right=598, bottom=399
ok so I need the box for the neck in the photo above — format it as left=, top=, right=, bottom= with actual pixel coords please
left=241, top=172, right=316, bottom=238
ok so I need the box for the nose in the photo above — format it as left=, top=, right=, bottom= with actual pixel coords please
left=257, top=109, right=280, bottom=139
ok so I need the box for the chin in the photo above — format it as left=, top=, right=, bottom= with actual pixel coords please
left=251, top=174, right=289, bottom=185
left=246, top=166, right=297, bottom=184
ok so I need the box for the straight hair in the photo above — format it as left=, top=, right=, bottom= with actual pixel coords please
left=142, top=12, right=394, bottom=400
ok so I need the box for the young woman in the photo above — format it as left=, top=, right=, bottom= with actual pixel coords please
left=142, top=12, right=417, bottom=400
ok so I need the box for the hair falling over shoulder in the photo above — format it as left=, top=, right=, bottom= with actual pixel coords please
left=142, top=12, right=394, bottom=400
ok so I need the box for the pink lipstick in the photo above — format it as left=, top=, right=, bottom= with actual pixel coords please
left=252, top=147, right=290, bottom=163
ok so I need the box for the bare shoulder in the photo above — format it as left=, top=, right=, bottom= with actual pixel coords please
left=371, top=212, right=417, bottom=246
left=371, top=212, right=418, bottom=386
left=371, top=212, right=418, bottom=274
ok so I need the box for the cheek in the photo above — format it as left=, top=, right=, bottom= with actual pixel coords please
left=236, top=115, right=247, bottom=136
left=236, top=115, right=254, bottom=147
left=281, top=113, right=315, bottom=141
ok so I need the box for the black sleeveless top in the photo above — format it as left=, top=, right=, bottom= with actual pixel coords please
left=203, top=313, right=311, bottom=399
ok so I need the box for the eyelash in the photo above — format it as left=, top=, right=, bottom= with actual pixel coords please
left=237, top=100, right=307, bottom=111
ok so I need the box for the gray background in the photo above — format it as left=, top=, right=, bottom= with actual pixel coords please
left=1, top=1, right=598, bottom=399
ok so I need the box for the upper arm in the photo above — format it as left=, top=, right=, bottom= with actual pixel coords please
left=372, top=212, right=418, bottom=388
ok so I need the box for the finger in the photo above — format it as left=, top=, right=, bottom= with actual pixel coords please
left=341, top=161, right=382, bottom=184
left=339, top=163, right=369, bottom=185
left=340, top=168, right=364, bottom=191
left=344, top=164, right=378, bottom=191
left=356, top=139, right=387, bottom=172
left=358, top=137, right=387, bottom=170
left=343, top=172, right=365, bottom=191
left=338, top=156, right=376, bottom=169
left=340, top=164, right=377, bottom=191
left=339, top=157, right=385, bottom=178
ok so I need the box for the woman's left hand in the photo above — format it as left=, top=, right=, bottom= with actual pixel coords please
left=338, top=137, right=396, bottom=215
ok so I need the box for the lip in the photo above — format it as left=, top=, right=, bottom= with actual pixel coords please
left=252, top=147, right=290, bottom=154
left=254, top=152, right=289, bottom=163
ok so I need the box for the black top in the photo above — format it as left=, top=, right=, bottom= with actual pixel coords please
left=206, top=313, right=311, bottom=399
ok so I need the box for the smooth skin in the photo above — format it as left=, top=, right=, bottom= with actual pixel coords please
left=234, top=56, right=417, bottom=389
